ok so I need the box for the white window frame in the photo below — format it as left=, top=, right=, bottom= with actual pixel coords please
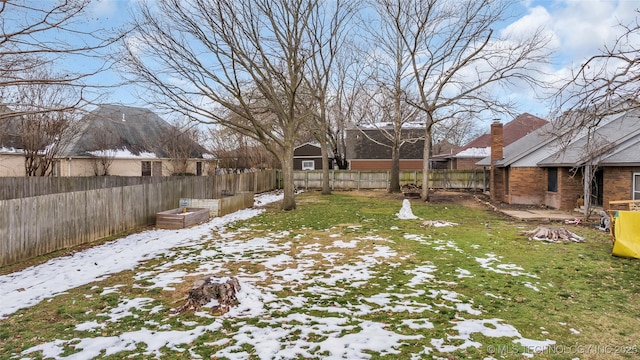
left=301, top=160, right=315, bottom=170
left=634, top=172, right=640, bottom=200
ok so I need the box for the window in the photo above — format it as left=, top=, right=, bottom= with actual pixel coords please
left=547, top=167, right=558, bottom=192
left=142, top=161, right=151, bottom=176
left=634, top=173, right=640, bottom=200
left=302, top=160, right=315, bottom=170
left=196, top=161, right=203, bottom=176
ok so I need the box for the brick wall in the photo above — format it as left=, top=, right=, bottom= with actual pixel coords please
left=603, top=166, right=640, bottom=209
left=508, top=167, right=546, bottom=205
left=490, top=122, right=504, bottom=202
left=558, top=167, right=583, bottom=211
left=456, top=158, right=484, bottom=170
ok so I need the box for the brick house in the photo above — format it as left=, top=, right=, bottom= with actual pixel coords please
left=479, top=109, right=640, bottom=211
left=0, top=104, right=212, bottom=176
left=445, top=113, right=547, bottom=170
left=345, top=126, right=460, bottom=170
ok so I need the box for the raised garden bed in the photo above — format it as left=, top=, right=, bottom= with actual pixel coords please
left=156, top=207, right=210, bottom=229
left=180, top=192, right=254, bottom=217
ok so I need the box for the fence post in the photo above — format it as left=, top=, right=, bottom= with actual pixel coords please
left=331, top=170, right=334, bottom=190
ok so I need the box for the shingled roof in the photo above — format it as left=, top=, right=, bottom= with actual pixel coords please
left=62, top=104, right=208, bottom=158
left=454, top=113, right=548, bottom=158
left=477, top=107, right=640, bottom=168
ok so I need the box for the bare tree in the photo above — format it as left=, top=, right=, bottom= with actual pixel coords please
left=552, top=13, right=640, bottom=215
left=160, top=120, right=204, bottom=175
left=379, top=0, right=551, bottom=200
left=208, top=127, right=278, bottom=171
left=10, top=72, right=82, bottom=176
left=432, top=115, right=484, bottom=147
left=0, top=0, right=126, bottom=119
left=327, top=49, right=368, bottom=170
left=360, top=2, right=422, bottom=193
left=554, top=12, right=640, bottom=128
left=123, top=0, right=323, bottom=210
left=305, top=0, right=359, bottom=194
left=87, top=124, right=122, bottom=176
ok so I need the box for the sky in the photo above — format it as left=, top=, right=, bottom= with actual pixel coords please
left=11, top=0, right=640, bottom=124
left=1, top=191, right=566, bottom=359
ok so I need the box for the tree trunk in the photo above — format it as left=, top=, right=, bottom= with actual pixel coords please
left=583, top=165, right=591, bottom=217
left=389, top=144, right=401, bottom=193
left=421, top=126, right=432, bottom=201
left=320, top=137, right=331, bottom=195
left=281, top=145, right=297, bottom=210
left=173, top=276, right=241, bottom=314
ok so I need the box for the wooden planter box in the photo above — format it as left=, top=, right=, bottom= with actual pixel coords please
left=156, top=207, right=210, bottom=229
left=180, top=192, right=254, bottom=217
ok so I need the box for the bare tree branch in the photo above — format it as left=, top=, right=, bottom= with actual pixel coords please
left=122, top=0, right=328, bottom=210
left=376, top=0, right=552, bottom=200
left=0, top=0, right=130, bottom=120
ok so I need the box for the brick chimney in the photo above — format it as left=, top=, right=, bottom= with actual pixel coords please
left=491, top=121, right=504, bottom=162
left=490, top=121, right=504, bottom=202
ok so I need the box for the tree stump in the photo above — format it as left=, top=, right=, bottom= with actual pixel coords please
left=172, top=276, right=241, bottom=315
left=522, top=226, right=585, bottom=243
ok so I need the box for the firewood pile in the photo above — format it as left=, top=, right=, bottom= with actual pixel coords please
left=522, top=226, right=585, bottom=243
left=401, top=184, right=421, bottom=198
left=172, top=276, right=241, bottom=315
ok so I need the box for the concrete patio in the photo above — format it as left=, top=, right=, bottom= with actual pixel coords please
left=500, top=208, right=586, bottom=221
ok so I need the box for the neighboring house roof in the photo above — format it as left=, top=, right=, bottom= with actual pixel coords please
left=476, top=122, right=557, bottom=167
left=62, top=104, right=208, bottom=159
left=430, top=140, right=462, bottom=163
left=454, top=113, right=548, bottom=159
left=0, top=107, right=27, bottom=152
left=346, top=127, right=424, bottom=160
left=477, top=108, right=640, bottom=167
left=432, top=139, right=460, bottom=156
left=537, top=108, right=640, bottom=167
left=294, top=142, right=331, bottom=157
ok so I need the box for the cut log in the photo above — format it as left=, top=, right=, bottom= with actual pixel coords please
left=172, top=276, right=240, bottom=315
left=521, top=226, right=585, bottom=243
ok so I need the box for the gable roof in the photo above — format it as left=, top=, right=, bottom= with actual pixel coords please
left=453, top=113, right=548, bottom=159
left=62, top=104, right=208, bottom=159
left=477, top=108, right=640, bottom=167
left=537, top=108, right=640, bottom=166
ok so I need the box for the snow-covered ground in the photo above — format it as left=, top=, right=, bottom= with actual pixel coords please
left=0, top=192, right=284, bottom=319
left=1, top=191, right=560, bottom=359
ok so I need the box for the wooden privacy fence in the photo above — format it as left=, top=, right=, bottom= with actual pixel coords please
left=0, top=176, right=176, bottom=200
left=293, top=170, right=488, bottom=191
left=0, top=170, right=277, bottom=267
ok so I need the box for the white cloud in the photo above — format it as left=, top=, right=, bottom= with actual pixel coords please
left=88, top=0, right=119, bottom=17
left=535, top=0, right=639, bottom=61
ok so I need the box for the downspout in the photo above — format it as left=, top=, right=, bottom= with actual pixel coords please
left=67, top=157, right=72, bottom=176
